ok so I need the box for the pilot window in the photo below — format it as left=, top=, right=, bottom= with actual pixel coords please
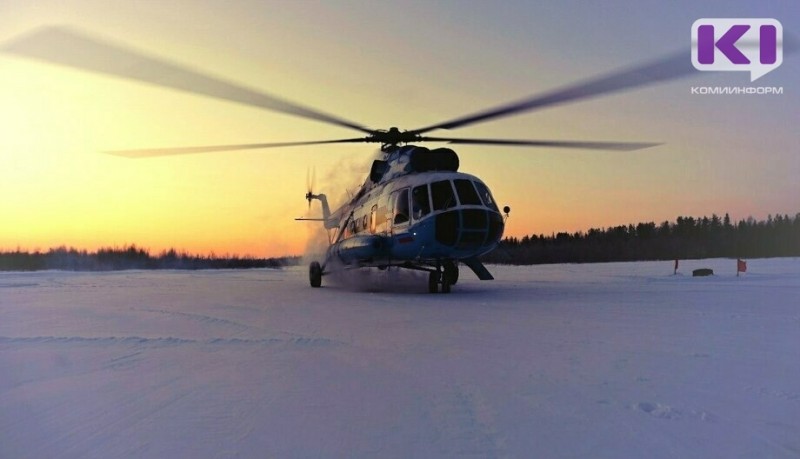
left=393, top=189, right=410, bottom=225
left=431, top=180, right=456, bottom=211
left=473, top=181, right=499, bottom=211
left=454, top=179, right=481, bottom=205
left=411, top=184, right=431, bottom=220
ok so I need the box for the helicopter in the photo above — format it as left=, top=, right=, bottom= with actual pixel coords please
left=3, top=27, right=699, bottom=293
left=296, top=141, right=507, bottom=293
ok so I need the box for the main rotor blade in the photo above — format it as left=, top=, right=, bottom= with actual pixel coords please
left=2, top=26, right=373, bottom=135
left=412, top=49, right=692, bottom=134
left=106, top=138, right=367, bottom=158
left=421, top=137, right=660, bottom=151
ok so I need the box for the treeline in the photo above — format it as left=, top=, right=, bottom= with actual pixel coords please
left=0, top=245, right=301, bottom=271
left=482, top=213, right=800, bottom=265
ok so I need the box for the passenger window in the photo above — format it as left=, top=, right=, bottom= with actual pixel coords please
left=431, top=180, right=456, bottom=211
left=473, top=181, right=499, bottom=211
left=454, top=179, right=481, bottom=205
left=370, top=205, right=377, bottom=233
left=393, top=189, right=410, bottom=225
left=411, top=185, right=431, bottom=220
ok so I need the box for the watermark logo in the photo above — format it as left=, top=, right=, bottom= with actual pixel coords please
left=692, top=18, right=782, bottom=82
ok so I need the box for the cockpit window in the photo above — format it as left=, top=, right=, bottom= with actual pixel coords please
left=412, top=184, right=431, bottom=220
left=473, top=181, right=499, bottom=211
left=454, top=179, right=481, bottom=205
left=393, top=189, right=410, bottom=225
left=431, top=180, right=456, bottom=211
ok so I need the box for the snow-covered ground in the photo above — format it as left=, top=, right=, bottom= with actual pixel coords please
left=1, top=259, right=798, bottom=458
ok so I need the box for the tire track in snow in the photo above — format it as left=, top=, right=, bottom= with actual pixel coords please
left=104, top=351, right=144, bottom=370
left=631, top=401, right=716, bottom=422
left=0, top=335, right=340, bottom=348
left=0, top=282, right=39, bottom=288
left=138, top=308, right=255, bottom=331
left=745, top=386, right=800, bottom=402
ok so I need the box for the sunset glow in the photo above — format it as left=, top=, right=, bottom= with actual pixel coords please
left=2, top=1, right=798, bottom=257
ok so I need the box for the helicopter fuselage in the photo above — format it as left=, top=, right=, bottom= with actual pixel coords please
left=329, top=170, right=503, bottom=266
left=306, top=146, right=505, bottom=291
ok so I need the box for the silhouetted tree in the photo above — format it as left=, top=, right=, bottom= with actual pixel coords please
left=1, top=245, right=299, bottom=271
left=482, top=212, right=800, bottom=265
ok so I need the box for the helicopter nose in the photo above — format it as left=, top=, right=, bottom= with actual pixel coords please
left=434, top=209, right=504, bottom=249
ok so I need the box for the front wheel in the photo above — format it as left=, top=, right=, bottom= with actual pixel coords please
left=443, top=260, right=459, bottom=285
left=309, top=261, right=322, bottom=288
left=428, top=271, right=439, bottom=293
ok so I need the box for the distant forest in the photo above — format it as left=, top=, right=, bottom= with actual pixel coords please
left=2, top=213, right=798, bottom=271
left=0, top=246, right=300, bottom=272
left=481, top=213, right=800, bottom=265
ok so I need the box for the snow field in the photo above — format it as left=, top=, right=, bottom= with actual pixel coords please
left=1, top=259, right=798, bottom=458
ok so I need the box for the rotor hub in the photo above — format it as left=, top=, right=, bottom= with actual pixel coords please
left=368, top=127, right=422, bottom=150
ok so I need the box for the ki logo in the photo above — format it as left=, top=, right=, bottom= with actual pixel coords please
left=691, top=18, right=783, bottom=82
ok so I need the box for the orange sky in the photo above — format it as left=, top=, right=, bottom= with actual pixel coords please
left=1, top=1, right=798, bottom=257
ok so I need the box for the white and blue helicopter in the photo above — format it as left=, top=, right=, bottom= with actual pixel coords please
left=4, top=27, right=697, bottom=292
left=297, top=139, right=507, bottom=293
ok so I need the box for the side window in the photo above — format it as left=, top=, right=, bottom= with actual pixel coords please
left=431, top=180, right=456, bottom=211
left=473, top=181, right=499, bottom=211
left=370, top=205, right=377, bottom=233
left=393, top=189, right=410, bottom=225
left=411, top=184, right=431, bottom=220
left=454, top=179, right=481, bottom=205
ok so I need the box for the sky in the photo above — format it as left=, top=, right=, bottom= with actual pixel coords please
left=1, top=0, right=798, bottom=257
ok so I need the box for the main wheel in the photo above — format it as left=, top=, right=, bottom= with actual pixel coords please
left=443, top=260, right=459, bottom=285
left=428, top=271, right=439, bottom=293
left=309, top=261, right=322, bottom=288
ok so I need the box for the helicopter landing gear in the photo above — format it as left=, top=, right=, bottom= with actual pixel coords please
left=309, top=261, right=322, bottom=288
left=443, top=260, right=458, bottom=286
left=441, top=276, right=451, bottom=294
left=428, top=263, right=454, bottom=294
left=428, top=271, right=439, bottom=293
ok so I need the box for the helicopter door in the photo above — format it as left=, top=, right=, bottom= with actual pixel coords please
left=369, top=205, right=377, bottom=234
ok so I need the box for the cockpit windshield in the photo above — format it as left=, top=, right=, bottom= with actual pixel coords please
left=473, top=181, right=499, bottom=211
left=413, top=179, right=498, bottom=216
left=430, top=180, right=457, bottom=211
left=454, top=179, right=481, bottom=205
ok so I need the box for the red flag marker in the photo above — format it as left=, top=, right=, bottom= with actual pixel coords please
left=737, top=259, right=747, bottom=276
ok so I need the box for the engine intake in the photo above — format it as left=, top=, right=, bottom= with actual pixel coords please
left=410, top=147, right=459, bottom=172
